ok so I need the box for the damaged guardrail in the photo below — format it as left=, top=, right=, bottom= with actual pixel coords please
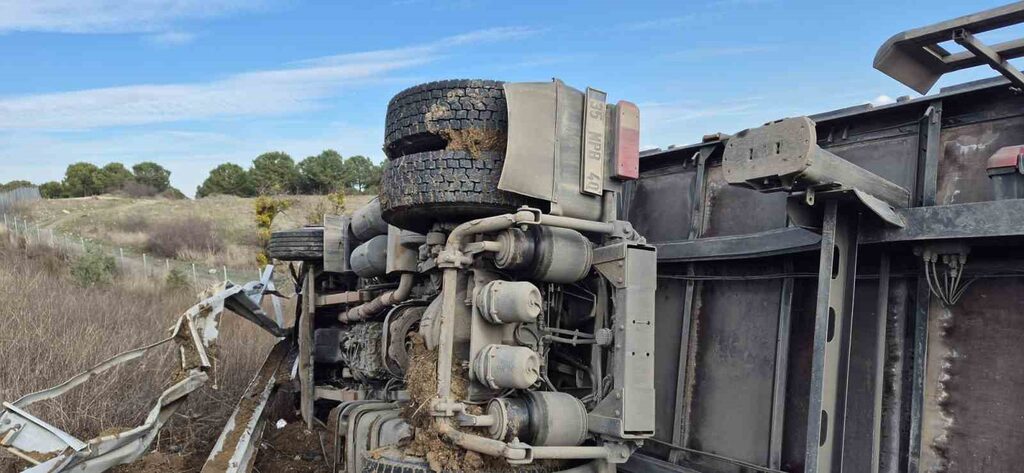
left=0, top=267, right=288, bottom=473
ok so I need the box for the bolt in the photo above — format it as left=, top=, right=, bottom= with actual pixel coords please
left=614, top=391, right=622, bottom=400
left=614, top=410, right=621, bottom=416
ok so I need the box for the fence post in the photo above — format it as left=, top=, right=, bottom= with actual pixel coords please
left=223, top=265, right=228, bottom=282
left=80, top=237, right=86, bottom=252
left=192, top=263, right=198, bottom=285
left=143, top=253, right=149, bottom=276
left=119, top=248, right=125, bottom=266
left=166, top=259, right=170, bottom=274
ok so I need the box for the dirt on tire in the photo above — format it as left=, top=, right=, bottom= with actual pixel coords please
left=384, top=80, right=507, bottom=159
left=378, top=150, right=535, bottom=233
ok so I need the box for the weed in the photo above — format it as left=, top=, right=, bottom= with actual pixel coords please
left=0, top=244, right=277, bottom=471
left=254, top=196, right=294, bottom=266
left=145, top=218, right=224, bottom=260
left=165, top=268, right=191, bottom=291
left=70, top=247, right=117, bottom=287
left=305, top=191, right=346, bottom=225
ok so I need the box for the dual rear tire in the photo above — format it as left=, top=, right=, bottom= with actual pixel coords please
left=380, top=80, right=534, bottom=233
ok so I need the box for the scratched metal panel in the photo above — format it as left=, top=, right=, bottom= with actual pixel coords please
left=627, top=166, right=695, bottom=243
left=685, top=266, right=782, bottom=466
left=702, top=165, right=787, bottom=238
left=936, top=116, right=1024, bottom=204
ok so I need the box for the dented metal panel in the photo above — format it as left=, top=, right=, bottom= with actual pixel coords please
left=635, top=56, right=1024, bottom=473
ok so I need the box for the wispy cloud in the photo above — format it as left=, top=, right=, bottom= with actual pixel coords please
left=0, top=28, right=535, bottom=130
left=869, top=94, right=897, bottom=106
left=0, top=0, right=267, bottom=34
left=622, top=15, right=693, bottom=31
left=665, top=45, right=778, bottom=60
left=144, top=31, right=197, bottom=46
left=299, top=27, right=540, bottom=67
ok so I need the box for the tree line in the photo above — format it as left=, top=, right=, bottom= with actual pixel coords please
left=33, top=161, right=176, bottom=199
left=197, top=150, right=382, bottom=197
left=3, top=150, right=382, bottom=200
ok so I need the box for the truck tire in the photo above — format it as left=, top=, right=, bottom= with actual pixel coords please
left=268, top=227, right=323, bottom=261
left=384, top=79, right=507, bottom=159
left=361, top=448, right=559, bottom=473
left=378, top=150, right=533, bottom=233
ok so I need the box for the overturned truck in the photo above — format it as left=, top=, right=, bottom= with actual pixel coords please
left=6, top=3, right=1024, bottom=472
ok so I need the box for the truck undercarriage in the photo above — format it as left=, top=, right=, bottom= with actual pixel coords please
left=4, top=3, right=1024, bottom=473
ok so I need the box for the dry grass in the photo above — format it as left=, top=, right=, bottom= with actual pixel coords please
left=21, top=194, right=375, bottom=269
left=145, top=218, right=224, bottom=260
left=0, top=230, right=281, bottom=471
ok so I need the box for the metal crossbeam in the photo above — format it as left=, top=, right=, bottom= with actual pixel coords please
left=953, top=28, right=1024, bottom=90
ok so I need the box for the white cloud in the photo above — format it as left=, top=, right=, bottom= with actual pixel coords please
left=144, top=31, right=197, bottom=46
left=622, top=16, right=693, bottom=31
left=870, top=94, right=896, bottom=106
left=0, top=0, right=266, bottom=34
left=0, top=28, right=536, bottom=130
left=299, top=27, right=539, bottom=67
left=0, top=60, right=426, bottom=129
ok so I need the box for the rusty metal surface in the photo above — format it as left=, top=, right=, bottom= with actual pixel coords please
left=919, top=278, right=1024, bottom=472
left=686, top=276, right=781, bottom=466
left=937, top=114, right=1024, bottom=204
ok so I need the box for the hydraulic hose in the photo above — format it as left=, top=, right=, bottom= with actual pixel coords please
left=338, top=273, right=414, bottom=323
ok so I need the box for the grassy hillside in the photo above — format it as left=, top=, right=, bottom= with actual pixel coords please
left=0, top=233, right=280, bottom=472
left=20, top=193, right=375, bottom=270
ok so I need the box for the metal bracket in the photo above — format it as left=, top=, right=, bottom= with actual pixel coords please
left=804, top=201, right=859, bottom=473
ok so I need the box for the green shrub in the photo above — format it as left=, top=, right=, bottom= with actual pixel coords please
left=70, top=248, right=117, bottom=287
left=165, top=268, right=191, bottom=291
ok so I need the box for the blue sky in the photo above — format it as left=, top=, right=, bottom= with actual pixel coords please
left=0, top=0, right=1018, bottom=195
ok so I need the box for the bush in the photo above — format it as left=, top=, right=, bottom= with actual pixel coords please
left=305, top=191, right=346, bottom=225
left=165, top=268, right=191, bottom=291
left=145, top=218, right=224, bottom=259
left=113, top=214, right=150, bottom=232
left=71, top=248, right=117, bottom=287
left=120, top=180, right=160, bottom=198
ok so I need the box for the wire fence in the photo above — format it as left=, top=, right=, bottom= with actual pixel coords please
left=0, top=187, right=41, bottom=213
left=1, top=212, right=291, bottom=291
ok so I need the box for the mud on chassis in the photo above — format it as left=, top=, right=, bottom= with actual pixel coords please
left=0, top=80, right=655, bottom=473
left=278, top=80, right=656, bottom=473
